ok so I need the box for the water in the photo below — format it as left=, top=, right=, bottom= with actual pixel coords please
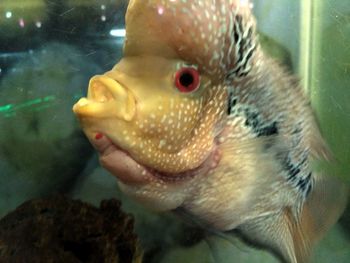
left=0, top=1, right=349, bottom=262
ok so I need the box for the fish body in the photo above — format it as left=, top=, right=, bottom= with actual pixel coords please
left=73, top=1, right=347, bottom=262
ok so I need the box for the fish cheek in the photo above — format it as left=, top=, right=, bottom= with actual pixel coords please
left=133, top=91, right=205, bottom=153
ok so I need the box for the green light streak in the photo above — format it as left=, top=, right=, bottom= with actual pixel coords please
left=43, top=95, right=55, bottom=102
left=0, top=93, right=83, bottom=118
left=16, top=98, right=44, bottom=110
left=0, top=104, right=13, bottom=112
left=31, top=104, right=56, bottom=112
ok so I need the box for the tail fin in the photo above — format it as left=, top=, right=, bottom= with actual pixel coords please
left=237, top=172, right=347, bottom=263
left=290, top=173, right=348, bottom=262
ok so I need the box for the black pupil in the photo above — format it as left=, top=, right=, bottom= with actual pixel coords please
left=179, top=71, right=194, bottom=88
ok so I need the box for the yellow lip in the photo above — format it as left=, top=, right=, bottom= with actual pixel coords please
left=73, top=75, right=136, bottom=121
left=73, top=97, right=106, bottom=117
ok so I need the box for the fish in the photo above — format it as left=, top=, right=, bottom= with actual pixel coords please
left=73, top=0, right=348, bottom=262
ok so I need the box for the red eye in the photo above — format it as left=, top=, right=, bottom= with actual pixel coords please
left=174, top=67, right=200, bottom=93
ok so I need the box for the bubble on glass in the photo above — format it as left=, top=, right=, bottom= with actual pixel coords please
left=19, top=18, right=25, bottom=28
left=5, top=11, right=12, bottom=19
left=35, top=21, right=42, bottom=28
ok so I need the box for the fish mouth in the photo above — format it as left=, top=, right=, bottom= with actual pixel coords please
left=91, top=133, right=221, bottom=185
left=73, top=75, right=136, bottom=121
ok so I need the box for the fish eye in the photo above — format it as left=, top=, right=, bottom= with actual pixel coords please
left=174, top=67, right=200, bottom=93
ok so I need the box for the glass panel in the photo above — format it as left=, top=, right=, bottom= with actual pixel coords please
left=0, top=0, right=127, bottom=214
left=0, top=1, right=348, bottom=262
left=308, top=0, right=350, bottom=180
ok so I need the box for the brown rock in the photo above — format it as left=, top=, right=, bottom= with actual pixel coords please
left=0, top=195, right=143, bottom=263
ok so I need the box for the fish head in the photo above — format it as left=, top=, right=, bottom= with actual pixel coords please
left=73, top=0, right=257, bottom=209
left=74, top=54, right=226, bottom=173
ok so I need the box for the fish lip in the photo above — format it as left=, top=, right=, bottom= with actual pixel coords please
left=73, top=75, right=137, bottom=121
left=89, top=80, right=114, bottom=103
left=94, top=134, right=220, bottom=184
left=95, top=137, right=153, bottom=185
left=73, top=98, right=108, bottom=118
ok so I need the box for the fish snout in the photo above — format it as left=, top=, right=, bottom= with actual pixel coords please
left=73, top=75, right=136, bottom=121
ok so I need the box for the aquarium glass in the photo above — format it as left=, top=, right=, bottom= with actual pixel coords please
left=0, top=0, right=349, bottom=262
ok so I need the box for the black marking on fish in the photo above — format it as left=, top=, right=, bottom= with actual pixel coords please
left=296, top=172, right=312, bottom=194
left=240, top=106, right=279, bottom=137
left=227, top=96, right=312, bottom=196
left=272, top=120, right=313, bottom=197
left=228, top=93, right=279, bottom=137
left=281, top=155, right=307, bottom=182
left=233, top=15, right=242, bottom=44
left=256, top=122, right=278, bottom=137
left=226, top=15, right=257, bottom=80
left=278, top=151, right=312, bottom=197
left=304, top=174, right=313, bottom=196
left=227, top=91, right=237, bottom=115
